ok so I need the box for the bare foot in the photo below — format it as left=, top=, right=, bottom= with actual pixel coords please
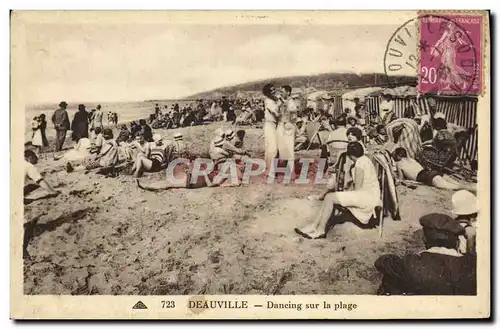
left=308, top=194, right=323, bottom=201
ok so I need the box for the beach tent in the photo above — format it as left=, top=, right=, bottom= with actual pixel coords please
left=369, top=85, right=418, bottom=98
left=342, top=87, right=384, bottom=102
left=306, top=90, right=330, bottom=112
left=342, top=87, right=384, bottom=113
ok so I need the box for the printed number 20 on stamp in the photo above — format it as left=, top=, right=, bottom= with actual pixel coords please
left=419, top=13, right=484, bottom=95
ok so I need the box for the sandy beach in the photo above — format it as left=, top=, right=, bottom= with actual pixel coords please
left=23, top=121, right=460, bottom=295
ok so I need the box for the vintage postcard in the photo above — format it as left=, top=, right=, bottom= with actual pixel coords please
left=11, top=10, right=490, bottom=319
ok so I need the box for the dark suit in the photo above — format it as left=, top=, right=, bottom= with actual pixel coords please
left=375, top=250, right=476, bottom=295
left=52, top=108, right=70, bottom=151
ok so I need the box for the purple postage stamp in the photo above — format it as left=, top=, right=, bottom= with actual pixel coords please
left=419, top=13, right=484, bottom=95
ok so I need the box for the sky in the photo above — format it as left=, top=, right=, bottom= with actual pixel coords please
left=23, top=22, right=402, bottom=103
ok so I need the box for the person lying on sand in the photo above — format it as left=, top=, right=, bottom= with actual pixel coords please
left=295, top=142, right=381, bottom=239
left=66, top=128, right=119, bottom=173
left=392, top=147, right=475, bottom=192
left=24, top=149, right=60, bottom=201
left=134, top=134, right=168, bottom=178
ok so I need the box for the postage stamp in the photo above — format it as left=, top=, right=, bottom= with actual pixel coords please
left=418, top=13, right=485, bottom=95
left=10, top=10, right=490, bottom=320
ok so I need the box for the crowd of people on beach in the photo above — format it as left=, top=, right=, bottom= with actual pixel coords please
left=24, top=81, right=478, bottom=295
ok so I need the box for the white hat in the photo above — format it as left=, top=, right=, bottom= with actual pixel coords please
left=434, top=112, right=446, bottom=120
left=173, top=132, right=183, bottom=140
left=213, top=137, right=225, bottom=147
left=451, top=190, right=478, bottom=215
left=153, top=133, right=163, bottom=142
left=225, top=129, right=235, bottom=140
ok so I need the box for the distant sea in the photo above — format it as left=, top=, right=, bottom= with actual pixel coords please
left=24, top=100, right=191, bottom=140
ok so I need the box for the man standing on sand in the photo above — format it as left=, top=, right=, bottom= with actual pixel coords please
left=51, top=101, right=70, bottom=152
left=262, top=83, right=282, bottom=171
left=276, top=85, right=298, bottom=172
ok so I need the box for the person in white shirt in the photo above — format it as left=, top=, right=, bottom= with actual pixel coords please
left=324, top=115, right=349, bottom=166
left=276, top=85, right=298, bottom=173
left=295, top=142, right=381, bottom=239
left=24, top=150, right=59, bottom=200
left=451, top=190, right=477, bottom=256
left=262, top=83, right=282, bottom=170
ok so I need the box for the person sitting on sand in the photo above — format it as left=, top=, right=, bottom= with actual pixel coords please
left=169, top=132, right=190, bottom=160
left=116, top=124, right=131, bottom=144
left=452, top=190, right=478, bottom=255
left=91, top=127, right=104, bottom=153
left=24, top=150, right=60, bottom=200
left=392, top=147, right=475, bottom=191
left=346, top=115, right=363, bottom=131
left=294, top=118, right=309, bottom=151
left=139, top=119, right=153, bottom=142
left=133, top=134, right=168, bottom=178
left=130, top=121, right=142, bottom=140
left=346, top=127, right=366, bottom=151
left=295, top=142, right=381, bottom=239
left=375, top=213, right=476, bottom=295
left=66, top=128, right=119, bottom=173
left=53, top=137, right=94, bottom=162
left=369, top=124, right=389, bottom=146
left=323, top=115, right=349, bottom=166
left=210, top=129, right=249, bottom=166
left=127, top=132, right=151, bottom=161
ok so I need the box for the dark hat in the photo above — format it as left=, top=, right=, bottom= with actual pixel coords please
left=419, top=213, right=465, bottom=236
left=59, top=101, right=68, bottom=107
left=78, top=104, right=85, bottom=109
left=102, top=128, right=113, bottom=138
left=96, top=104, right=102, bottom=109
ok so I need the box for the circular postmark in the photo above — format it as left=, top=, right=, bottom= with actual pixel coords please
left=384, top=14, right=479, bottom=95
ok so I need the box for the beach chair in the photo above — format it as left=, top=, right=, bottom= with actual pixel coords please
left=305, top=121, right=324, bottom=151
left=371, top=150, right=401, bottom=238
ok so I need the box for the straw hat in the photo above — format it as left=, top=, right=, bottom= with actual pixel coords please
left=153, top=133, right=163, bottom=143
left=434, top=112, right=446, bottom=120
left=451, top=190, right=478, bottom=215
left=225, top=129, right=235, bottom=140
left=213, top=136, right=225, bottom=147
left=173, top=132, right=183, bottom=141
left=347, top=115, right=358, bottom=124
